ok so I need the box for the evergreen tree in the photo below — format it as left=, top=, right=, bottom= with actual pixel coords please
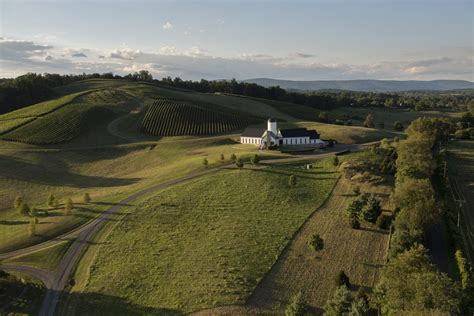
left=324, top=285, right=352, bottom=316
left=230, top=153, right=237, bottom=163
left=19, top=203, right=30, bottom=217
left=250, top=154, right=260, bottom=165
left=362, top=194, right=381, bottom=223
left=202, top=157, right=208, bottom=168
left=333, top=155, right=339, bottom=167
left=235, top=158, right=244, bottom=169
left=14, top=196, right=23, bottom=210
left=47, top=193, right=55, bottom=207
left=83, top=193, right=91, bottom=204
left=219, top=153, right=225, bottom=162
left=64, top=198, right=73, bottom=216
left=285, top=291, right=307, bottom=316
left=364, top=113, right=375, bottom=128
left=289, top=174, right=297, bottom=186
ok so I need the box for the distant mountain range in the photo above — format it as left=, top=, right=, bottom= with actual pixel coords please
left=243, top=78, right=474, bottom=92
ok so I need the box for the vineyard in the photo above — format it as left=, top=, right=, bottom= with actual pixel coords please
left=74, top=89, right=136, bottom=106
left=0, top=91, right=88, bottom=121
left=0, top=117, right=36, bottom=135
left=141, top=99, right=258, bottom=136
left=0, top=103, right=113, bottom=144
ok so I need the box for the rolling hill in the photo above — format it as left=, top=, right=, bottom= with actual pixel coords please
left=244, top=78, right=474, bottom=92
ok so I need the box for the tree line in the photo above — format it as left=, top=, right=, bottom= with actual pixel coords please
left=2, top=71, right=472, bottom=115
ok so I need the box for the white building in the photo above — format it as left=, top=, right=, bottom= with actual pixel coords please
left=240, top=118, right=327, bottom=149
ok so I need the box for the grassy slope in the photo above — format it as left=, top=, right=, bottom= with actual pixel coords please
left=3, top=240, right=72, bottom=271
left=74, top=159, right=338, bottom=314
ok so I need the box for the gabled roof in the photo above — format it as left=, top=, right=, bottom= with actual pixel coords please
left=308, top=130, right=320, bottom=139
left=241, top=127, right=265, bottom=138
left=280, top=128, right=310, bottom=137
left=263, top=130, right=278, bottom=139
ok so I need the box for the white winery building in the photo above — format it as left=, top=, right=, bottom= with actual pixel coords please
left=240, top=118, right=327, bottom=149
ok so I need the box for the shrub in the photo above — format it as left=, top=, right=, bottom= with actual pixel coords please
left=333, top=156, right=339, bottom=167
left=288, top=174, right=297, bottom=186
left=309, top=234, right=324, bottom=252
left=376, top=214, right=390, bottom=229
left=285, top=291, right=306, bottom=316
left=202, top=157, right=208, bottom=167
left=83, top=193, right=91, bottom=204
left=350, top=218, right=360, bottom=229
left=230, top=153, right=237, bottom=163
left=393, top=121, right=404, bottom=131
left=219, top=153, right=225, bottom=162
left=335, top=270, right=350, bottom=287
left=64, top=198, right=73, bottom=216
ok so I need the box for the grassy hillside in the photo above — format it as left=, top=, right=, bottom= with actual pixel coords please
left=70, top=160, right=339, bottom=314
left=142, top=99, right=259, bottom=136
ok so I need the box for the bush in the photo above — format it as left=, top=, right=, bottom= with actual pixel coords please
left=219, top=153, right=225, bottom=162
left=285, top=291, right=306, bottom=316
left=230, top=153, right=237, bottom=163
left=353, top=185, right=361, bottom=196
left=202, top=157, right=208, bottom=167
left=393, top=121, right=404, bottom=131
left=309, top=234, right=324, bottom=252
left=333, top=156, right=339, bottom=167
left=19, top=203, right=30, bottom=217
left=83, top=193, right=91, bottom=204
left=350, top=218, right=360, bottom=229
left=376, top=214, right=389, bottom=229
left=335, top=270, right=350, bottom=287
left=13, top=196, right=23, bottom=210
left=235, top=158, right=244, bottom=169
left=47, top=193, right=55, bottom=207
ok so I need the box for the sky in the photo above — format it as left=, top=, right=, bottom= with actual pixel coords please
left=0, top=0, right=473, bottom=81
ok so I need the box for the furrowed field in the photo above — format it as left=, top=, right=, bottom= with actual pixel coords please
left=66, top=159, right=339, bottom=314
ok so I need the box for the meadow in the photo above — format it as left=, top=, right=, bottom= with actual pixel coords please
left=69, top=159, right=339, bottom=314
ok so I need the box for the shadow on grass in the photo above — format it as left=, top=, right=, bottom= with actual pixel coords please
left=248, top=167, right=337, bottom=181
left=59, top=290, right=183, bottom=316
left=358, top=226, right=389, bottom=235
left=0, top=154, right=141, bottom=189
left=0, top=220, right=29, bottom=226
left=92, top=202, right=133, bottom=207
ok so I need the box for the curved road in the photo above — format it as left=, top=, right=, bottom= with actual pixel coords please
left=0, top=143, right=369, bottom=316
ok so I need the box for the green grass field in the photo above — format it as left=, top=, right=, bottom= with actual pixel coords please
left=71, top=159, right=339, bottom=314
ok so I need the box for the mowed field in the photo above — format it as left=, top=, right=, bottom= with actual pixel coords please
left=64, top=159, right=339, bottom=314
left=447, top=140, right=474, bottom=262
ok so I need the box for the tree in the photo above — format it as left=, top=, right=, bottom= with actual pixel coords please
left=230, top=153, right=237, bottom=163
left=19, top=203, right=30, bottom=217
left=219, top=153, right=225, bottom=162
left=83, top=193, right=91, bottom=204
left=29, top=219, right=36, bottom=236
left=318, top=111, right=329, bottom=123
left=352, top=186, right=360, bottom=196
left=350, top=218, right=360, bottom=229
left=250, top=154, right=260, bottom=165
left=309, top=234, right=324, bottom=252
left=47, top=193, right=56, bottom=207
left=13, top=196, right=23, bottom=210
left=202, top=157, right=208, bottom=168
left=288, top=174, right=297, bottom=186
left=333, top=155, right=339, bottom=167
left=393, top=121, right=404, bottom=131
left=285, top=291, right=307, bottom=316
left=350, top=291, right=369, bottom=315
left=30, top=207, right=39, bottom=217
left=346, top=195, right=367, bottom=219
left=235, top=158, right=244, bottom=169
left=64, top=198, right=73, bottom=216
left=363, top=113, right=375, bottom=128
left=362, top=194, right=381, bottom=223
left=324, top=285, right=352, bottom=316
left=335, top=270, right=350, bottom=287
left=375, top=245, right=460, bottom=314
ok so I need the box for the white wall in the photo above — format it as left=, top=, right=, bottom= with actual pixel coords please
left=240, top=137, right=261, bottom=145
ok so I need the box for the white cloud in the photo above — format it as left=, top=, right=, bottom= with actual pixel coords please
left=162, top=21, right=173, bottom=30
left=107, top=48, right=142, bottom=60
left=158, top=46, right=179, bottom=55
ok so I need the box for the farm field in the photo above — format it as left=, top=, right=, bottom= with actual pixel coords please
left=66, top=159, right=339, bottom=314
left=447, top=140, right=474, bottom=262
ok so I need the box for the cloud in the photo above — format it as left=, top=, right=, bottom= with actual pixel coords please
left=72, top=52, right=87, bottom=58
left=158, top=46, right=179, bottom=55
left=0, top=37, right=53, bottom=61
left=162, top=22, right=173, bottom=30
left=294, top=53, right=315, bottom=59
left=45, top=55, right=54, bottom=61
left=107, top=48, right=142, bottom=60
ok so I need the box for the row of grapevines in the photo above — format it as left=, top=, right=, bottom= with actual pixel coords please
left=141, top=99, right=255, bottom=136
left=0, top=103, right=113, bottom=144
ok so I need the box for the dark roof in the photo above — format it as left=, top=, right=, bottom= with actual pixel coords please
left=241, top=127, right=265, bottom=137
left=280, top=128, right=310, bottom=137
left=268, top=118, right=276, bottom=122
left=308, top=130, right=320, bottom=139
